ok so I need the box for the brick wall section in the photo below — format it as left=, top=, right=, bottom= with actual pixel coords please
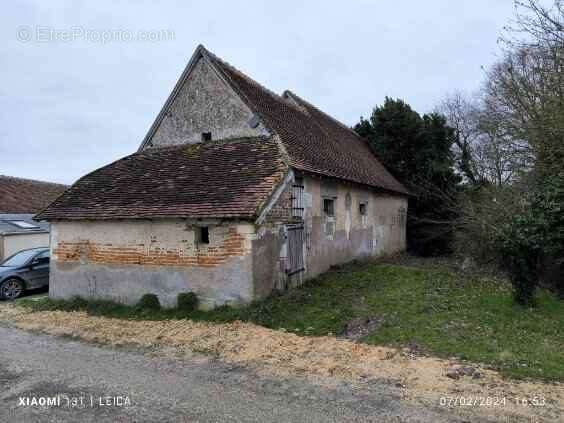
left=53, top=226, right=249, bottom=268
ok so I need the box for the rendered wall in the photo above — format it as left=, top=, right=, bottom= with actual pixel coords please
left=148, top=57, right=269, bottom=148
left=0, top=232, right=49, bottom=260
left=253, top=173, right=408, bottom=296
left=304, top=176, right=407, bottom=278
left=49, top=220, right=255, bottom=308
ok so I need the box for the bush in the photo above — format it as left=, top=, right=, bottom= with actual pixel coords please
left=496, top=175, right=564, bottom=305
left=501, top=246, right=540, bottom=306
left=136, top=294, right=161, bottom=311
left=67, top=296, right=89, bottom=310
left=177, top=292, right=198, bottom=312
left=456, top=184, right=522, bottom=264
left=456, top=172, right=564, bottom=305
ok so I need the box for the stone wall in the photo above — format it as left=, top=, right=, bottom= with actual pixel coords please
left=49, top=220, right=255, bottom=308
left=148, top=57, right=269, bottom=148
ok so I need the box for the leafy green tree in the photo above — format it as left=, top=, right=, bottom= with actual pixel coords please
left=496, top=174, right=564, bottom=304
left=355, top=98, right=461, bottom=255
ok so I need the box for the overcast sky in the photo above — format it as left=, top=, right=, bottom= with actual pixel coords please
left=1, top=1, right=518, bottom=184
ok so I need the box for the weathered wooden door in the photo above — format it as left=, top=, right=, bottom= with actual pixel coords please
left=286, top=224, right=305, bottom=276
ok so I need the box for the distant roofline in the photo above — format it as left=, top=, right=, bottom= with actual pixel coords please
left=0, top=174, right=67, bottom=188
left=0, top=175, right=69, bottom=215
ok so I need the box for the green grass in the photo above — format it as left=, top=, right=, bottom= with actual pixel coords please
left=20, top=261, right=564, bottom=382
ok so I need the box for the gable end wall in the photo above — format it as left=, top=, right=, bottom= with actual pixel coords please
left=148, top=57, right=269, bottom=148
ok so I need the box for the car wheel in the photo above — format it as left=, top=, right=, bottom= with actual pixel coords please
left=0, top=278, right=24, bottom=300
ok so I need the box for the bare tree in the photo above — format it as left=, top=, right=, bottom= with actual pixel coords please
left=437, top=91, right=524, bottom=186
left=436, top=92, right=480, bottom=184
left=438, top=1, right=563, bottom=186
left=476, top=92, right=532, bottom=185
left=506, top=0, right=563, bottom=47
left=436, top=1, right=563, bottom=272
left=490, top=0, right=564, bottom=178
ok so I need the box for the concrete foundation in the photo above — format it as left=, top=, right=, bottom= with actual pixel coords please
left=49, top=258, right=253, bottom=309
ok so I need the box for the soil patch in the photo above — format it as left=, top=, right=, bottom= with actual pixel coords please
left=338, top=316, right=384, bottom=341
left=0, top=304, right=561, bottom=422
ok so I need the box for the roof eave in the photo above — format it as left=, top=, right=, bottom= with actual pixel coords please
left=293, top=166, right=411, bottom=197
left=35, top=214, right=258, bottom=222
left=1, top=230, right=49, bottom=236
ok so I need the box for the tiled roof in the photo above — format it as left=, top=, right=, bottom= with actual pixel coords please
left=0, top=175, right=67, bottom=214
left=36, top=137, right=287, bottom=220
left=203, top=48, right=408, bottom=195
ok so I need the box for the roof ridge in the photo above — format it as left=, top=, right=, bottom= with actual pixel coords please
left=201, top=47, right=280, bottom=100
left=202, top=44, right=280, bottom=101
left=140, top=135, right=273, bottom=154
left=0, top=174, right=67, bottom=188
left=201, top=47, right=308, bottom=117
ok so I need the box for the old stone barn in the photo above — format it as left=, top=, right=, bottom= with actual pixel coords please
left=37, top=45, right=408, bottom=308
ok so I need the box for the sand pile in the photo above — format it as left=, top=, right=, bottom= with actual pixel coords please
left=1, top=304, right=561, bottom=421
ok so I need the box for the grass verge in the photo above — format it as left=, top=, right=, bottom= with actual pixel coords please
left=19, top=261, right=564, bottom=382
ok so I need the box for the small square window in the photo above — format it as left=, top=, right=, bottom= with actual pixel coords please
left=201, top=132, right=212, bottom=142
left=323, top=198, right=335, bottom=217
left=359, top=203, right=367, bottom=216
left=197, top=226, right=209, bottom=244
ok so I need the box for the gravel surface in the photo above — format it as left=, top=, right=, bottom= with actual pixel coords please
left=0, top=326, right=496, bottom=423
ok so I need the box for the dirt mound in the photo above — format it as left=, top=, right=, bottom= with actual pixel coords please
left=1, top=304, right=562, bottom=422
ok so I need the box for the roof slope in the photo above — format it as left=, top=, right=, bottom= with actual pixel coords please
left=202, top=47, right=408, bottom=195
left=0, top=175, right=67, bottom=214
left=36, top=137, right=287, bottom=221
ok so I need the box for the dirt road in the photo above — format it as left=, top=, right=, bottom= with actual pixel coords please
left=1, top=326, right=494, bottom=423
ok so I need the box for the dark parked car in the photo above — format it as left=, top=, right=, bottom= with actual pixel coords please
left=0, top=247, right=49, bottom=300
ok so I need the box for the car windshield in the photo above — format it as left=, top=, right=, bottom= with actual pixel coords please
left=0, top=249, right=42, bottom=267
